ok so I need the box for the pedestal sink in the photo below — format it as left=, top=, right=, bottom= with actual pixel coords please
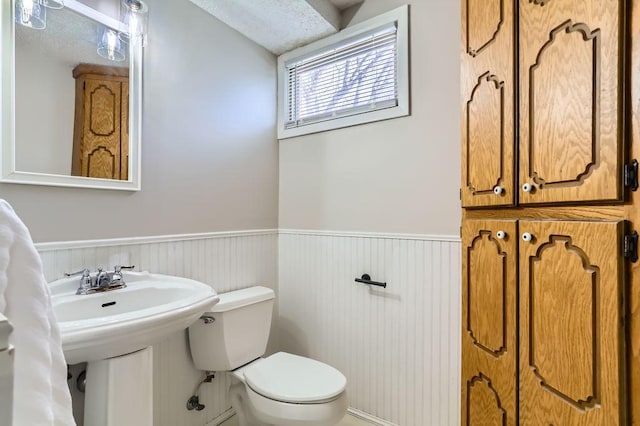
left=50, top=271, right=219, bottom=426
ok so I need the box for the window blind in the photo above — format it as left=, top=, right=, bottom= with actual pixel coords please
left=285, top=23, right=399, bottom=129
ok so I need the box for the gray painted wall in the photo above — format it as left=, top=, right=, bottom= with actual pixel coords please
left=15, top=43, right=75, bottom=175
left=1, top=0, right=279, bottom=243
left=278, top=0, right=461, bottom=236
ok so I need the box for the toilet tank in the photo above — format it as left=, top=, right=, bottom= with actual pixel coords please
left=188, top=286, right=275, bottom=371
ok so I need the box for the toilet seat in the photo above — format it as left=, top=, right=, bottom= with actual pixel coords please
left=244, top=352, right=347, bottom=404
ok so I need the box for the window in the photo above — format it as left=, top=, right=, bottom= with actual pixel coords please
left=277, top=5, right=409, bottom=139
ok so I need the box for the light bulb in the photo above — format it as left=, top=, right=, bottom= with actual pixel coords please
left=15, top=0, right=46, bottom=29
left=120, top=0, right=148, bottom=46
left=97, top=28, right=126, bottom=62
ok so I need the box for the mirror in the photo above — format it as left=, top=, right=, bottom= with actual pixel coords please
left=1, top=0, right=142, bottom=191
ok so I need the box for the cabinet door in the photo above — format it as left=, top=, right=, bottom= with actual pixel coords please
left=80, top=79, right=124, bottom=180
left=462, top=220, right=517, bottom=425
left=519, top=0, right=624, bottom=204
left=461, top=0, right=515, bottom=207
left=519, top=220, right=626, bottom=424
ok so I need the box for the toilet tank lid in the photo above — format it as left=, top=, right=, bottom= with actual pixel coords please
left=209, top=286, right=275, bottom=313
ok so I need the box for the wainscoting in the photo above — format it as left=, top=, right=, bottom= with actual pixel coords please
left=36, top=230, right=278, bottom=426
left=278, top=230, right=462, bottom=426
left=35, top=229, right=461, bottom=426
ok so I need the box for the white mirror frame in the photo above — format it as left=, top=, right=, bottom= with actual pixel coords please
left=0, top=0, right=142, bottom=191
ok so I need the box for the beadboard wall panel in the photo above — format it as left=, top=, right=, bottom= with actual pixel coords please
left=278, top=232, right=462, bottom=426
left=37, top=231, right=278, bottom=426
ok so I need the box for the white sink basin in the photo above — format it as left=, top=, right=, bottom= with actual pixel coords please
left=50, top=271, right=219, bottom=364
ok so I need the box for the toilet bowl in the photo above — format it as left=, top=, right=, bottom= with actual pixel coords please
left=188, top=286, right=348, bottom=426
left=229, top=353, right=347, bottom=426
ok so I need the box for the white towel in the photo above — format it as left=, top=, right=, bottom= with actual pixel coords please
left=0, top=200, right=76, bottom=426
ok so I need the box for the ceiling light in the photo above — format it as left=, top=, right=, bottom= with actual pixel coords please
left=15, top=0, right=46, bottom=30
left=120, top=0, right=149, bottom=47
left=97, top=27, right=126, bottom=62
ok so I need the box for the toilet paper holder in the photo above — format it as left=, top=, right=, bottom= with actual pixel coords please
left=355, top=274, right=387, bottom=288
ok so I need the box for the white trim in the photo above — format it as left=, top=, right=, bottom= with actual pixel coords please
left=206, top=408, right=235, bottom=426
left=206, top=408, right=394, bottom=426
left=279, top=229, right=461, bottom=242
left=34, top=228, right=459, bottom=252
left=347, top=408, right=399, bottom=426
left=64, top=0, right=128, bottom=33
left=277, top=5, right=410, bottom=139
left=34, top=229, right=279, bottom=252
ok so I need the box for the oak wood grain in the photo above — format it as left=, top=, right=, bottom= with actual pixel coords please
left=461, top=0, right=515, bottom=207
left=519, top=220, right=625, bottom=425
left=463, top=205, right=627, bottom=221
left=462, top=219, right=517, bottom=425
left=72, top=63, right=129, bottom=79
left=71, top=66, right=129, bottom=180
left=626, top=2, right=640, bottom=423
left=518, top=0, right=623, bottom=204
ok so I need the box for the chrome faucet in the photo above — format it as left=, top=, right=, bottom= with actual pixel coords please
left=65, top=265, right=135, bottom=295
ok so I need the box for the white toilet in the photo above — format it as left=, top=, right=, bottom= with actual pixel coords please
left=188, top=286, right=348, bottom=426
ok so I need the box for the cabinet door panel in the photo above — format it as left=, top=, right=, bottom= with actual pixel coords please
left=519, top=0, right=623, bottom=204
left=461, top=0, right=515, bottom=208
left=82, top=79, right=123, bottom=180
left=462, top=220, right=517, bottom=425
left=519, top=220, right=626, bottom=425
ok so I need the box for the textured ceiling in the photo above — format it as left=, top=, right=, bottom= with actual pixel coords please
left=16, top=6, right=127, bottom=69
left=190, top=0, right=347, bottom=55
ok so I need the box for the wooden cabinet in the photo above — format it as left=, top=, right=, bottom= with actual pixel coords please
left=518, top=0, right=624, bottom=204
left=462, top=219, right=517, bottom=425
left=462, top=0, right=625, bottom=208
left=461, top=1, right=635, bottom=422
left=461, top=0, right=515, bottom=208
left=462, top=219, right=627, bottom=425
left=71, top=64, right=129, bottom=180
left=519, top=220, right=626, bottom=424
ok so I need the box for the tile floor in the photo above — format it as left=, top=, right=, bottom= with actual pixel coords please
left=220, top=413, right=372, bottom=426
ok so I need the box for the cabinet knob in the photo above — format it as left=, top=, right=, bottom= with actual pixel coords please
left=522, top=183, right=534, bottom=193
left=522, top=233, right=534, bottom=242
left=496, top=230, right=507, bottom=239
left=493, top=186, right=505, bottom=195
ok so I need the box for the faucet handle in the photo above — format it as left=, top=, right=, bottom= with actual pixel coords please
left=114, top=265, right=135, bottom=273
left=65, top=268, right=90, bottom=277
left=72, top=269, right=93, bottom=294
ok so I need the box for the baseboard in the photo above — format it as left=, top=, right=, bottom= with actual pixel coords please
left=207, top=408, right=235, bottom=426
left=347, top=408, right=398, bottom=426
left=206, top=407, right=396, bottom=426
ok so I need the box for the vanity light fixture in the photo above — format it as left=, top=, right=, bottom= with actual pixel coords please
left=120, top=0, right=148, bottom=47
left=15, top=0, right=46, bottom=29
left=97, top=27, right=126, bottom=62
left=40, top=0, right=64, bottom=9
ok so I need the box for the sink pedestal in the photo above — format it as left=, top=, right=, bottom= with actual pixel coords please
left=84, top=347, right=153, bottom=426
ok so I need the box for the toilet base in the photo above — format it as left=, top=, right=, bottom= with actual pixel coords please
left=230, top=381, right=270, bottom=426
left=228, top=374, right=347, bottom=426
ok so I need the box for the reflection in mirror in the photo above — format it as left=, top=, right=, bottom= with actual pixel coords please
left=1, top=0, right=143, bottom=191
left=15, top=6, right=130, bottom=180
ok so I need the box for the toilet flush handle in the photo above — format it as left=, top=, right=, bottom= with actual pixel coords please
left=200, top=315, right=215, bottom=324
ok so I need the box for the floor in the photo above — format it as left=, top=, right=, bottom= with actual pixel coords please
left=220, top=413, right=372, bottom=426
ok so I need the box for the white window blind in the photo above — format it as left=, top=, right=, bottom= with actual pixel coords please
left=285, top=23, right=399, bottom=129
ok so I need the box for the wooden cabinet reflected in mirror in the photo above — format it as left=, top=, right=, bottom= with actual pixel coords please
left=71, top=64, right=129, bottom=180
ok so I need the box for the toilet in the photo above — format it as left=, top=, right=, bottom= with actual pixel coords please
left=188, top=286, right=348, bottom=426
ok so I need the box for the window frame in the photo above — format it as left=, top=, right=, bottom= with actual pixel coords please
left=277, top=5, right=410, bottom=140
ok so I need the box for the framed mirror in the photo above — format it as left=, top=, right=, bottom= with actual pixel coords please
left=0, top=0, right=142, bottom=191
